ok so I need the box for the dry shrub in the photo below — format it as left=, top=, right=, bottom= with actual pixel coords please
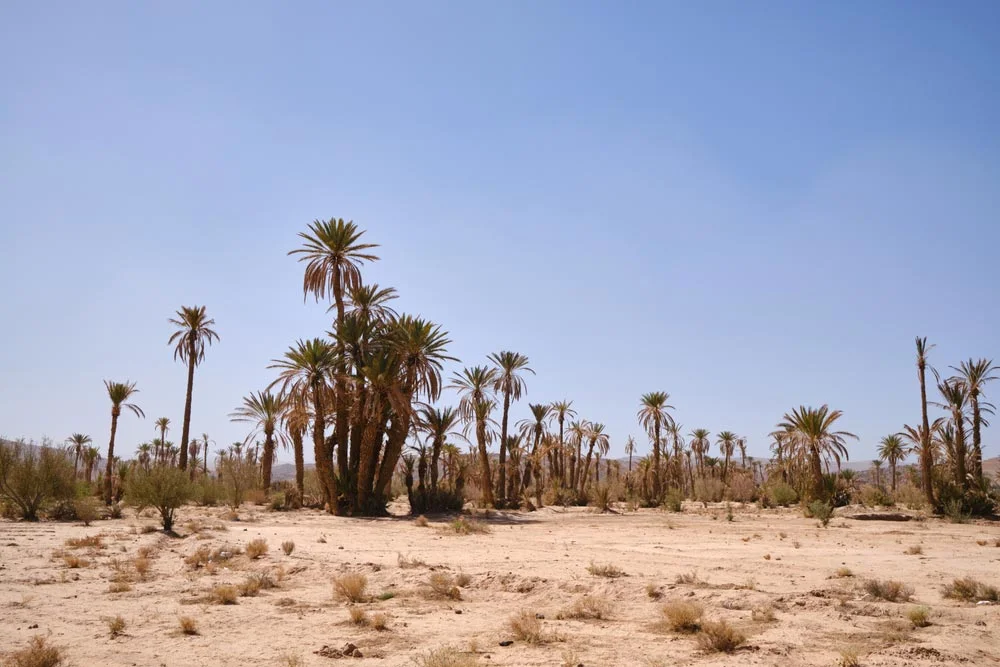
left=455, top=572, right=472, bottom=588
left=348, top=607, right=369, bottom=626
left=674, top=571, right=702, bottom=585
left=133, top=556, right=151, bottom=580
left=449, top=517, right=490, bottom=535
left=106, top=615, right=126, bottom=638
left=281, top=540, right=295, bottom=556
left=696, top=619, right=746, bottom=652
left=371, top=612, right=389, bottom=631
left=414, top=515, right=429, bottom=527
left=108, top=581, right=132, bottom=593
left=65, top=535, right=103, bottom=549
left=907, top=606, right=931, bottom=628
left=862, top=579, right=914, bottom=602
left=4, top=636, right=64, bottom=667
left=211, top=584, right=238, bottom=605
left=834, top=567, right=854, bottom=578
left=239, top=576, right=262, bottom=598
left=398, top=553, right=427, bottom=569
left=751, top=604, right=776, bottom=622
left=942, top=576, right=999, bottom=602
left=507, top=610, right=542, bottom=643
left=246, top=538, right=268, bottom=559
left=557, top=594, right=612, bottom=620
left=904, top=544, right=923, bottom=555
left=281, top=654, right=304, bottom=667
left=428, top=572, right=462, bottom=600
left=646, top=582, right=662, bottom=599
left=726, top=473, right=756, bottom=502
left=660, top=600, right=703, bottom=632
left=412, top=648, right=479, bottom=667
left=693, top=477, right=725, bottom=503
left=185, top=546, right=211, bottom=569
left=838, top=648, right=860, bottom=667
left=62, top=555, right=88, bottom=569
left=587, top=561, right=625, bottom=578
left=333, top=573, right=368, bottom=602
left=179, top=616, right=199, bottom=635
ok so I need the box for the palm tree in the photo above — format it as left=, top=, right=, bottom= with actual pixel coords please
left=103, top=380, right=144, bottom=504
left=83, top=446, right=99, bottom=484
left=168, top=306, right=219, bottom=471
left=200, top=433, right=213, bottom=475
left=934, top=378, right=970, bottom=492
left=230, top=391, right=288, bottom=490
left=579, top=422, right=610, bottom=496
left=153, top=417, right=170, bottom=465
left=737, top=436, right=748, bottom=468
left=66, top=433, right=91, bottom=479
left=281, top=397, right=310, bottom=502
left=418, top=405, right=464, bottom=495
left=716, top=431, right=737, bottom=483
left=488, top=351, right=534, bottom=507
left=624, top=436, right=636, bottom=472
left=915, top=337, right=935, bottom=506
left=637, top=392, right=674, bottom=500
left=877, top=434, right=906, bottom=492
left=548, top=400, right=576, bottom=486
left=566, top=420, right=588, bottom=491
left=951, top=358, right=998, bottom=484
left=776, top=405, right=857, bottom=501
left=518, top=403, right=550, bottom=504
left=449, top=366, right=498, bottom=508
left=689, top=428, right=710, bottom=477
left=871, top=460, right=882, bottom=488
left=270, top=338, right=338, bottom=510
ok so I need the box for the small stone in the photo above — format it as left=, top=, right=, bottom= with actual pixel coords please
left=455, top=609, right=462, bottom=614
left=353, top=650, right=363, bottom=658
left=499, top=640, right=513, bottom=647
left=535, top=613, right=545, bottom=619
left=28, top=624, right=38, bottom=629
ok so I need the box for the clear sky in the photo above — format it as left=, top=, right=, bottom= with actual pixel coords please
left=2, top=1, right=998, bottom=466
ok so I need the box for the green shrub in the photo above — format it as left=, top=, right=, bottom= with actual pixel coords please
left=216, top=451, right=259, bottom=509
left=125, top=465, right=191, bottom=532
left=693, top=477, right=724, bottom=504
left=0, top=439, right=76, bottom=520
left=857, top=485, right=894, bottom=508
left=768, top=482, right=798, bottom=507
left=662, top=488, right=684, bottom=512
left=808, top=500, right=834, bottom=527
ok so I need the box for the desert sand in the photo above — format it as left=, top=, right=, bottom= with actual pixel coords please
left=1, top=503, right=998, bottom=666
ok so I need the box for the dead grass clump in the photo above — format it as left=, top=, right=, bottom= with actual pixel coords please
left=62, top=555, right=88, bottom=569
left=660, top=600, right=704, bottom=632
left=696, top=619, right=746, bottom=652
left=587, top=561, right=625, bottom=578
left=455, top=572, right=472, bottom=588
left=646, top=582, right=662, bottom=599
left=65, top=535, right=104, bottom=549
left=108, top=581, right=132, bottom=593
left=371, top=612, right=389, bottom=631
left=414, top=515, right=429, bottom=527
left=185, top=546, right=211, bottom=569
left=904, top=544, right=923, bottom=555
left=333, top=573, right=368, bottom=603
left=907, top=606, right=931, bottom=627
left=838, top=647, right=861, bottom=667
left=348, top=607, right=369, bottom=626
left=751, top=604, right=776, bottom=622
left=834, top=567, right=854, bottom=578
left=557, top=594, right=612, bottom=620
left=674, top=570, right=703, bottom=585
left=862, top=579, right=914, bottom=602
left=398, top=553, right=427, bottom=569
left=507, top=610, right=543, bottom=644
left=412, top=647, right=479, bottom=667
left=211, top=584, right=238, bottom=605
left=942, top=576, right=999, bottom=602
left=239, top=576, right=262, bottom=597
left=449, top=517, right=490, bottom=535
left=179, top=616, right=199, bottom=635
left=106, top=615, right=126, bottom=638
left=4, top=636, right=65, bottom=667
left=246, top=538, right=268, bottom=559
left=133, top=556, right=151, bottom=580
left=281, top=540, right=295, bottom=556
left=428, top=572, right=462, bottom=600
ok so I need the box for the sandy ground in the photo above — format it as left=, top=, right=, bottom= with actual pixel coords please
left=1, top=502, right=999, bottom=666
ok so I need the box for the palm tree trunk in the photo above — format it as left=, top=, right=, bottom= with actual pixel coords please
left=558, top=417, right=566, bottom=487
left=311, top=386, right=334, bottom=511
left=890, top=461, right=897, bottom=492
left=579, top=440, right=595, bottom=496
left=496, top=390, right=510, bottom=506
left=104, top=411, right=119, bottom=505
left=292, top=428, right=304, bottom=500
left=652, top=422, right=661, bottom=500
left=970, top=394, right=983, bottom=483
left=430, top=436, right=442, bottom=493
left=918, top=360, right=934, bottom=506
left=955, top=420, right=968, bottom=492
left=261, top=430, right=275, bottom=490
left=373, top=381, right=417, bottom=507
left=810, top=444, right=824, bottom=501
left=476, top=419, right=494, bottom=507
left=179, top=350, right=195, bottom=471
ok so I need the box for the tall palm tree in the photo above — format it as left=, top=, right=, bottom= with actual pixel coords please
left=449, top=366, right=498, bottom=507
left=776, top=405, right=857, bottom=501
left=200, top=433, right=213, bottom=475
left=548, top=400, right=576, bottom=486
left=83, top=446, right=100, bottom=484
left=518, top=403, right=550, bottom=496
left=716, top=431, right=737, bottom=483
left=934, top=378, right=970, bottom=492
left=168, top=305, right=219, bottom=471
left=736, top=436, right=748, bottom=468
left=488, top=351, right=534, bottom=507
left=951, top=358, right=998, bottom=484
left=637, top=392, right=674, bottom=500
left=624, top=436, right=636, bottom=472
left=689, top=428, right=710, bottom=477
left=270, top=338, right=338, bottom=510
left=230, top=391, right=288, bottom=490
left=153, top=417, right=170, bottom=465
left=566, top=420, right=588, bottom=491
left=281, top=397, right=310, bottom=502
left=579, top=422, right=610, bottom=496
left=877, top=434, right=906, bottom=492
left=418, top=405, right=464, bottom=495
left=103, top=380, right=144, bottom=504
left=66, top=433, right=91, bottom=479
left=915, top=337, right=935, bottom=506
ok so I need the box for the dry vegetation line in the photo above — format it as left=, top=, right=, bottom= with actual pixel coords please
left=2, top=504, right=1000, bottom=666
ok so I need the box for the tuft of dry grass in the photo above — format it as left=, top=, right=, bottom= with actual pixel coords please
left=942, top=576, right=999, bottom=602
left=106, top=615, right=126, bottom=638
left=907, top=606, right=931, bottom=628
left=904, top=545, right=923, bottom=555
left=428, top=572, right=462, bottom=600
left=348, top=607, right=369, bottom=626
left=65, top=535, right=104, bottom=549
left=370, top=612, right=389, bottom=631
left=587, top=561, right=625, bottom=578
left=62, top=555, right=88, bottom=569
left=862, top=579, right=914, bottom=602
left=398, top=553, right=427, bottom=569
left=238, top=576, right=262, bottom=597
left=4, top=636, right=65, bottom=667
left=133, top=556, right=151, bottom=580
left=108, top=581, right=132, bottom=593
left=674, top=570, right=702, bottom=585
left=414, top=515, right=429, bottom=527
left=281, top=540, right=295, bottom=556
left=245, top=538, right=268, bottom=560
left=412, top=647, right=479, bottom=667
left=179, top=616, right=199, bottom=635
left=333, top=573, right=368, bottom=603
left=507, top=610, right=543, bottom=644
left=838, top=647, right=860, bottom=667
left=646, top=582, right=662, bottom=599
left=557, top=594, right=612, bottom=620
left=210, top=584, right=238, bottom=605
left=696, top=619, right=746, bottom=653
left=751, top=604, right=776, bottom=622
left=455, top=572, right=472, bottom=588
left=659, top=600, right=704, bottom=632
left=834, top=567, right=854, bottom=578
left=448, top=517, right=490, bottom=535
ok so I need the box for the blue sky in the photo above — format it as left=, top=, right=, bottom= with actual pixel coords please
left=2, top=1, right=998, bottom=465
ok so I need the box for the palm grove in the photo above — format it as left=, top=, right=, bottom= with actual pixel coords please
left=1, top=220, right=997, bottom=522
